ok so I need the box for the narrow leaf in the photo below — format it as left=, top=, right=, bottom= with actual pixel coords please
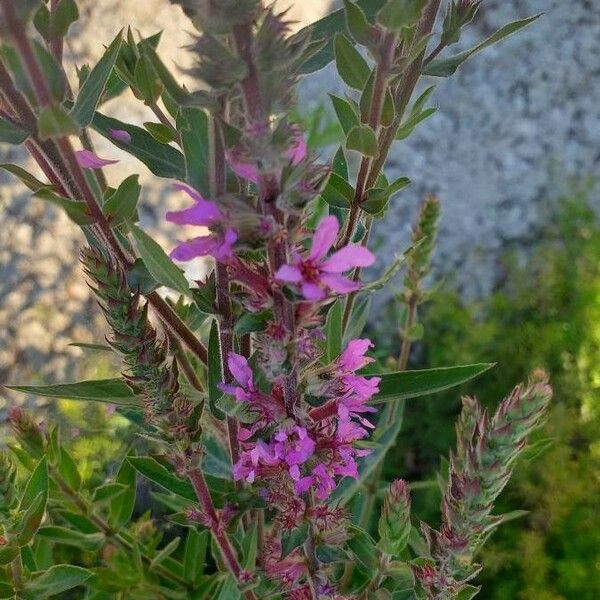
left=129, top=223, right=190, bottom=297
left=334, top=33, right=371, bottom=90
left=128, top=456, right=197, bottom=501
left=22, top=565, right=92, bottom=598
left=0, top=116, right=29, bottom=144
left=71, top=32, right=122, bottom=126
left=103, top=174, right=141, bottom=223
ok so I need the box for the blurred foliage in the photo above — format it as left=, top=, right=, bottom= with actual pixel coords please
left=379, top=181, right=600, bottom=598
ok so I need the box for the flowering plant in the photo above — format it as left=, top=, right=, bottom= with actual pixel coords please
left=0, top=1, right=549, bottom=598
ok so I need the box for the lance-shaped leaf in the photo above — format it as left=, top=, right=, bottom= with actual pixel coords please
left=293, top=0, right=387, bottom=74
left=373, top=363, right=494, bottom=404
left=103, top=174, right=141, bottom=223
left=6, top=378, right=143, bottom=408
left=325, top=300, right=343, bottom=362
left=330, top=94, right=360, bottom=135
left=37, top=527, right=105, bottom=551
left=21, top=565, right=92, bottom=599
left=423, top=14, right=542, bottom=77
left=129, top=223, right=191, bottom=297
left=177, top=107, right=211, bottom=198
left=0, top=116, right=29, bottom=144
left=0, top=164, right=51, bottom=192
left=184, top=529, right=209, bottom=584
left=70, top=32, right=122, bottom=126
left=110, top=456, right=136, bottom=529
left=91, top=112, right=186, bottom=180
left=32, top=188, right=93, bottom=225
left=127, top=456, right=197, bottom=502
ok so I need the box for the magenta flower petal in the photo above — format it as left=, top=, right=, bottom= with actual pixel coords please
left=320, top=273, right=361, bottom=294
left=321, top=244, right=375, bottom=273
left=172, top=182, right=208, bottom=203
left=339, top=339, right=374, bottom=371
left=309, top=215, right=339, bottom=261
left=170, top=236, right=216, bottom=261
left=108, top=128, right=132, bottom=144
left=166, top=201, right=223, bottom=226
left=285, top=132, right=307, bottom=165
left=227, top=155, right=259, bottom=183
left=227, top=352, right=253, bottom=389
left=75, top=149, right=118, bottom=169
left=275, top=264, right=303, bottom=283
left=302, top=282, right=326, bottom=301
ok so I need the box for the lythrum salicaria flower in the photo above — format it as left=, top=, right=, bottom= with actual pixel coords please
left=275, top=215, right=375, bottom=300
left=108, top=128, right=132, bottom=144
left=166, top=183, right=237, bottom=263
left=75, top=149, right=119, bottom=169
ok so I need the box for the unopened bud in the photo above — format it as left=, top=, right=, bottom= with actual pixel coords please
left=8, top=407, right=45, bottom=458
left=378, top=479, right=412, bottom=556
left=441, top=0, right=481, bottom=46
left=0, top=452, right=17, bottom=517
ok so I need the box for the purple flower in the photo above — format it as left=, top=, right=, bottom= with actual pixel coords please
left=338, top=339, right=375, bottom=372
left=75, top=149, right=118, bottom=169
left=218, top=352, right=255, bottom=402
left=108, top=128, right=132, bottom=144
left=273, top=425, right=316, bottom=477
left=227, top=129, right=307, bottom=183
left=166, top=183, right=238, bottom=263
left=275, top=216, right=375, bottom=300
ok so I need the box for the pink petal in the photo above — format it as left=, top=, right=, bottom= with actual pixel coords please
left=285, top=131, right=307, bottom=165
left=170, top=236, right=216, bottom=261
left=108, top=128, right=132, bottom=144
left=227, top=352, right=253, bottom=389
left=172, top=182, right=208, bottom=203
left=166, top=202, right=223, bottom=226
left=295, top=476, right=314, bottom=494
left=321, top=245, right=375, bottom=273
left=212, top=228, right=237, bottom=262
left=302, top=282, right=326, bottom=301
left=309, top=215, right=339, bottom=261
left=320, top=273, right=361, bottom=294
left=227, top=154, right=259, bottom=183
left=275, top=264, right=303, bottom=283
left=75, top=149, right=118, bottom=169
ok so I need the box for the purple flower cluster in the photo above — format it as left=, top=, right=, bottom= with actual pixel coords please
left=221, top=338, right=380, bottom=501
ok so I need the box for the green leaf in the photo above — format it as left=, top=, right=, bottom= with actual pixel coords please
left=216, top=576, right=240, bottom=600
left=103, top=174, right=141, bottom=223
left=91, top=112, right=186, bottom=179
left=330, top=94, right=360, bottom=135
left=71, top=32, right=122, bottom=127
left=373, top=363, right=494, bottom=404
left=150, top=537, right=180, bottom=571
left=343, top=0, right=372, bottom=45
left=293, top=0, right=387, bottom=74
left=129, top=223, right=190, bottom=297
left=346, top=124, right=378, bottom=156
left=234, top=311, right=271, bottom=336
left=177, top=107, right=211, bottom=198
left=362, top=177, right=410, bottom=216
left=334, top=33, right=371, bottom=90
left=144, top=121, right=177, bottom=143
left=0, top=545, right=19, bottom=566
left=184, top=529, right=208, bottom=584
left=139, top=41, right=189, bottom=106
left=58, top=447, right=81, bottom=491
left=32, top=188, right=92, bottom=225
left=52, top=0, right=79, bottom=37
left=322, top=172, right=354, bottom=209
left=281, top=522, right=309, bottom=558
left=241, top=521, right=258, bottom=570
left=32, top=40, right=67, bottom=102
left=325, top=300, right=343, bottom=362
left=110, top=456, right=136, bottom=529
left=92, top=483, right=128, bottom=504
left=0, top=164, right=50, bottom=192
left=423, top=14, right=542, bottom=77
left=377, top=0, right=426, bottom=31
left=7, top=378, right=143, bottom=407
left=455, top=584, right=482, bottom=600
left=16, top=492, right=47, bottom=546
left=332, top=146, right=349, bottom=181
left=0, top=116, right=29, bottom=144
left=347, top=525, right=379, bottom=569
left=37, top=105, right=80, bottom=139
left=127, top=456, right=197, bottom=502
left=37, top=527, right=105, bottom=551
left=21, top=565, right=92, bottom=598
left=20, top=457, right=48, bottom=511
left=135, top=54, right=163, bottom=104
left=208, top=319, right=226, bottom=420
left=395, top=107, right=437, bottom=140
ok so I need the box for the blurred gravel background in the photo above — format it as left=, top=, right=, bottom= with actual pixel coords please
left=1, top=0, right=599, bottom=410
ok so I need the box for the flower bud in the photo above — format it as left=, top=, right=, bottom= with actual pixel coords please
left=441, top=0, right=481, bottom=46
left=378, top=479, right=412, bottom=556
left=0, top=452, right=17, bottom=517
left=8, top=407, right=45, bottom=458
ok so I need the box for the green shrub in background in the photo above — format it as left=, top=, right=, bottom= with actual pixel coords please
left=381, top=182, right=600, bottom=599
